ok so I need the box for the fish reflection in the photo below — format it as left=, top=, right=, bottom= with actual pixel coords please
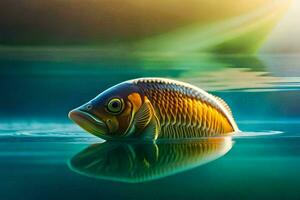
left=69, top=137, right=233, bottom=183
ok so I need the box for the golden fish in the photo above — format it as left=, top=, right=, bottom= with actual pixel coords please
left=69, top=138, right=233, bottom=183
left=69, top=78, right=239, bottom=140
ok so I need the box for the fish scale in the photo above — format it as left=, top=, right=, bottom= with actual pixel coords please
left=133, top=78, right=238, bottom=139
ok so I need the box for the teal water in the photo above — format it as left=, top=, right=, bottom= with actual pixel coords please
left=0, top=50, right=300, bottom=199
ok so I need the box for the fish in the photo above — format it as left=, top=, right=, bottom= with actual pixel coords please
left=68, top=78, right=239, bottom=140
left=69, top=138, right=233, bottom=183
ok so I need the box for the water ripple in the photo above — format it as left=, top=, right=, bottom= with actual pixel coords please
left=0, top=122, right=288, bottom=141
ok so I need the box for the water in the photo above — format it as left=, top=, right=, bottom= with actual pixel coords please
left=0, top=49, right=300, bottom=200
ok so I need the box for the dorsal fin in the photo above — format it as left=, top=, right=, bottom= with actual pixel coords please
left=213, top=95, right=233, bottom=116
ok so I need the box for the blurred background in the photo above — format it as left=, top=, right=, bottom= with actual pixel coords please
left=0, top=0, right=299, bottom=52
left=0, top=0, right=299, bottom=122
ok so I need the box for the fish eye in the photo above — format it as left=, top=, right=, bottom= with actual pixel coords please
left=107, top=98, right=123, bottom=114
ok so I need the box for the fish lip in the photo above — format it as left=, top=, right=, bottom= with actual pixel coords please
left=68, top=109, right=110, bottom=139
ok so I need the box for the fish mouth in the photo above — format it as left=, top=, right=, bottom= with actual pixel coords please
left=68, top=109, right=110, bottom=139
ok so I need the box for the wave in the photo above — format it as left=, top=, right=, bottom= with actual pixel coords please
left=233, top=130, right=283, bottom=138
left=0, top=122, right=285, bottom=142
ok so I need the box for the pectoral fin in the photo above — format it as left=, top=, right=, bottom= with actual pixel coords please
left=135, top=143, right=159, bottom=166
left=133, top=98, right=160, bottom=140
left=142, top=115, right=160, bottom=140
left=134, top=99, right=152, bottom=130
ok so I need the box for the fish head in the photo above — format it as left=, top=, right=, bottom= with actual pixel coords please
left=68, top=82, right=145, bottom=140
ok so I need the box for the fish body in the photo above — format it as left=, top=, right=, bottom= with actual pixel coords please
left=69, top=78, right=239, bottom=140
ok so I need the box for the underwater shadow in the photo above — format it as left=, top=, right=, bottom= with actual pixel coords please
left=69, top=137, right=233, bottom=183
